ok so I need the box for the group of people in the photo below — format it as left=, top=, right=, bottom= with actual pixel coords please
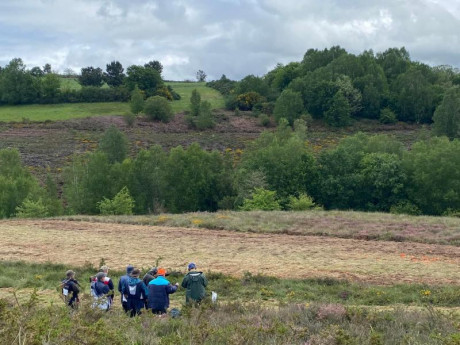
left=61, top=262, right=208, bottom=317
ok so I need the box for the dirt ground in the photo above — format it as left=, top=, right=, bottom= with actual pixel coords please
left=1, top=219, right=458, bottom=285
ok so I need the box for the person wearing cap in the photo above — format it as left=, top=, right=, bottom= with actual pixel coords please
left=118, top=265, right=134, bottom=312
left=143, top=267, right=158, bottom=286
left=147, top=268, right=179, bottom=315
left=181, top=263, right=208, bottom=304
left=62, top=270, right=80, bottom=308
left=122, top=268, right=148, bottom=317
left=92, top=272, right=111, bottom=310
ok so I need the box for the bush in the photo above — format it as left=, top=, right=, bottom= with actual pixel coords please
left=379, top=107, right=397, bottom=124
left=98, top=186, right=134, bottom=215
left=273, top=89, right=304, bottom=125
left=144, top=96, right=174, bottom=122
left=259, top=114, right=271, bottom=127
left=123, top=113, right=136, bottom=127
left=240, top=188, right=281, bottom=211
left=236, top=92, right=266, bottom=111
left=129, top=85, right=144, bottom=114
left=390, top=201, right=422, bottom=215
left=98, top=125, right=128, bottom=164
left=15, top=198, right=49, bottom=218
left=288, top=194, right=316, bottom=210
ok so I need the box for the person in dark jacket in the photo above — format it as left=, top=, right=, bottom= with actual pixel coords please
left=62, top=270, right=80, bottom=308
left=181, top=262, right=208, bottom=304
left=147, top=268, right=178, bottom=314
left=92, top=272, right=111, bottom=310
left=143, top=267, right=158, bottom=286
left=122, top=268, right=148, bottom=317
left=118, top=265, right=134, bottom=312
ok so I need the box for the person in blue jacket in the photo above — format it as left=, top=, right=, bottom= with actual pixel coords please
left=147, top=268, right=178, bottom=315
left=118, top=265, right=134, bottom=312
left=122, top=268, right=148, bottom=317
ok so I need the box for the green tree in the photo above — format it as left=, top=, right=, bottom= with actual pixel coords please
left=0, top=58, right=40, bottom=104
left=78, top=66, right=104, bottom=87
left=324, top=90, right=351, bottom=127
left=164, top=143, right=233, bottom=212
left=0, top=149, right=42, bottom=218
left=104, top=61, right=125, bottom=87
left=144, top=60, right=163, bottom=74
left=99, top=125, right=128, bottom=163
left=130, top=85, right=144, bottom=114
left=16, top=198, right=49, bottom=218
left=190, top=89, right=201, bottom=117
left=41, top=73, right=61, bottom=103
left=98, top=186, right=135, bottom=215
left=125, top=65, right=163, bottom=96
left=196, top=70, right=207, bottom=82
left=403, top=137, right=460, bottom=215
left=29, top=66, right=44, bottom=77
left=240, top=188, right=281, bottom=211
left=433, top=87, right=460, bottom=139
left=379, top=107, right=397, bottom=124
left=144, top=96, right=173, bottom=122
left=273, top=89, right=304, bottom=125
left=43, top=63, right=52, bottom=74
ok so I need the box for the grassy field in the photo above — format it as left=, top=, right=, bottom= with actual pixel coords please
left=1, top=218, right=458, bottom=285
left=0, top=81, right=224, bottom=122
left=65, top=210, right=460, bottom=246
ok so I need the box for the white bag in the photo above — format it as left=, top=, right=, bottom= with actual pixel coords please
left=211, top=291, right=218, bottom=303
left=62, top=288, right=69, bottom=296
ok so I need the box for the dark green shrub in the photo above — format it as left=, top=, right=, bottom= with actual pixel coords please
left=144, top=96, right=174, bottom=123
left=273, top=89, right=304, bottom=125
left=379, top=107, right=397, bottom=124
left=99, top=125, right=128, bottom=163
left=129, top=85, right=144, bottom=114
left=259, top=114, right=271, bottom=127
left=236, top=92, right=265, bottom=111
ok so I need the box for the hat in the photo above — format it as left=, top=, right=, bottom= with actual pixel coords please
left=157, top=268, right=166, bottom=276
left=126, top=265, right=134, bottom=274
left=96, top=272, right=106, bottom=280
left=188, top=262, right=197, bottom=271
left=131, top=268, right=141, bottom=277
left=66, top=270, right=75, bottom=278
left=148, top=267, right=158, bottom=275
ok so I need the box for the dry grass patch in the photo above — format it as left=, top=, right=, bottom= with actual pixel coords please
left=0, top=219, right=458, bottom=285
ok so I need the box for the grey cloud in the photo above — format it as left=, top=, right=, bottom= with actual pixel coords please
left=0, top=0, right=458, bottom=80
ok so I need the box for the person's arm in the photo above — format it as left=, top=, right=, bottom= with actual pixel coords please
left=102, top=284, right=110, bottom=295
left=181, top=276, right=188, bottom=289
left=166, top=284, right=178, bottom=295
left=73, top=281, right=80, bottom=294
left=108, top=278, right=114, bottom=291
left=202, top=274, right=208, bottom=287
left=118, top=278, right=123, bottom=293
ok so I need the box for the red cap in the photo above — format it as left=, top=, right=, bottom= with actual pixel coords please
left=157, top=268, right=166, bottom=276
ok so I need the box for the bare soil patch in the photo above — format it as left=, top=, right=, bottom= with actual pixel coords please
left=1, top=219, right=458, bottom=285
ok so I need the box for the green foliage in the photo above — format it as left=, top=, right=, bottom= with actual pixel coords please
left=129, top=85, right=145, bottom=114
left=433, top=86, right=460, bottom=139
left=123, top=112, right=136, bottom=127
left=98, top=186, right=134, bottom=215
left=0, top=149, right=42, bottom=218
left=379, top=107, right=397, bottom=124
left=273, top=89, right=304, bottom=125
left=196, top=69, right=207, bottom=82
left=206, top=74, right=236, bottom=95
left=15, top=198, right=49, bottom=218
left=144, top=96, right=174, bottom=123
left=288, top=193, right=316, bottom=210
left=189, top=89, right=201, bottom=117
left=98, top=125, right=128, bottom=163
left=324, top=90, right=351, bottom=127
left=403, top=137, right=460, bottom=215
left=144, top=60, right=163, bottom=74
left=41, top=73, right=61, bottom=103
left=78, top=66, right=104, bottom=87
left=259, top=114, right=271, bottom=127
left=240, top=188, right=281, bottom=211
left=390, top=201, right=422, bottom=215
left=0, top=58, right=40, bottom=105
left=104, top=61, right=125, bottom=87
left=124, top=65, right=163, bottom=97
left=236, top=92, right=265, bottom=111
left=164, top=143, right=233, bottom=213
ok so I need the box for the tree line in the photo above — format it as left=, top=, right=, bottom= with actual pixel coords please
left=0, top=58, right=179, bottom=105
left=2, top=123, right=460, bottom=218
left=208, top=46, right=460, bottom=128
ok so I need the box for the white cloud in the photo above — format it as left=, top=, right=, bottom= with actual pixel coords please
left=0, top=0, right=458, bottom=80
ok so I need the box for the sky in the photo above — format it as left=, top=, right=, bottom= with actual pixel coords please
left=0, top=0, right=459, bottom=81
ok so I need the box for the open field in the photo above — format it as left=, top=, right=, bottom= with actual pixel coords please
left=67, top=210, right=460, bottom=246
left=0, top=81, right=224, bottom=122
left=0, top=219, right=458, bottom=285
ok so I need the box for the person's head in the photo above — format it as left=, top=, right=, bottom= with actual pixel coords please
left=96, top=272, right=105, bottom=281
left=130, top=268, right=141, bottom=278
left=66, top=270, right=75, bottom=279
left=157, top=268, right=166, bottom=277
left=100, top=265, right=109, bottom=274
left=148, top=267, right=158, bottom=276
left=126, top=265, right=134, bottom=275
left=188, top=262, right=197, bottom=271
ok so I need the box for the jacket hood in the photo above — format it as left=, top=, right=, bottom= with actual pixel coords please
left=149, top=276, right=170, bottom=286
left=188, top=272, right=203, bottom=281
left=128, top=277, right=141, bottom=286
